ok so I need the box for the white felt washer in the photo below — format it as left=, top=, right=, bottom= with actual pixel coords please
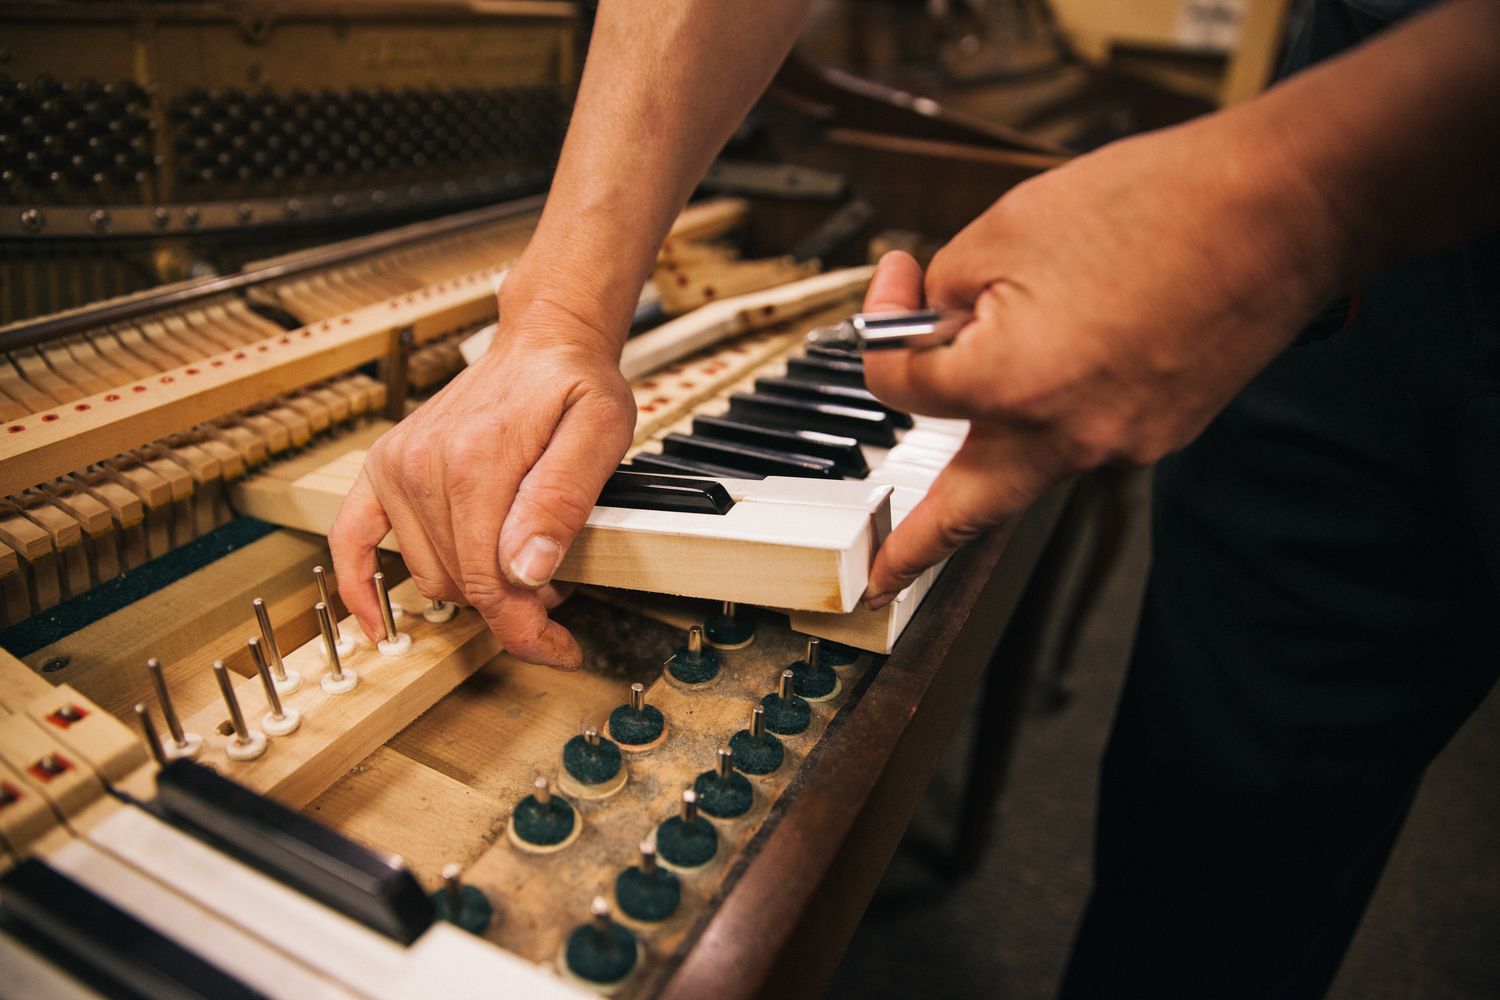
left=274, top=669, right=303, bottom=696
left=377, top=632, right=412, bottom=657
left=225, top=730, right=267, bottom=762
left=422, top=601, right=457, bottom=624
left=162, top=731, right=203, bottom=761
left=261, top=708, right=301, bottom=736
left=321, top=669, right=359, bottom=695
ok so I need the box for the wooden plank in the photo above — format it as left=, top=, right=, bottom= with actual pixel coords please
left=0, top=647, right=52, bottom=711
left=0, top=541, right=30, bottom=626
left=0, top=265, right=505, bottom=496
left=176, top=577, right=504, bottom=809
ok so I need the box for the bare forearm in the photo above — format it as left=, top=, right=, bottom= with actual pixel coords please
left=505, top=0, right=812, bottom=347
left=1244, top=0, right=1500, bottom=289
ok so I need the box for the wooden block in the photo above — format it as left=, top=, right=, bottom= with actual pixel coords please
left=85, top=328, right=158, bottom=380
left=10, top=348, right=84, bottom=404
left=178, top=577, right=503, bottom=809
left=0, top=755, right=64, bottom=855
left=0, top=509, right=60, bottom=611
left=0, top=356, right=56, bottom=414
left=39, top=342, right=111, bottom=396
left=41, top=485, right=122, bottom=585
left=0, top=647, right=52, bottom=711
left=0, top=713, right=107, bottom=820
left=0, top=542, right=30, bottom=626
left=69, top=472, right=147, bottom=572
left=21, top=684, right=148, bottom=785
left=9, top=499, right=89, bottom=600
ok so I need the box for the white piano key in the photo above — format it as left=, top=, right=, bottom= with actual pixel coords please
left=0, top=929, right=107, bottom=999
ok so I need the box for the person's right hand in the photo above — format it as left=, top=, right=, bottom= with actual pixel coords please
left=328, top=283, right=636, bottom=669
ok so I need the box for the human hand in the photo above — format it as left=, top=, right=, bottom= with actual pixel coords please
left=861, top=114, right=1347, bottom=607
left=328, top=283, right=636, bottom=668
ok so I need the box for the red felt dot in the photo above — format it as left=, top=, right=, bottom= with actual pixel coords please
left=678, top=381, right=696, bottom=390
left=762, top=305, right=775, bottom=316
left=234, top=352, right=247, bottom=360
left=42, top=413, right=58, bottom=422
left=211, top=359, right=224, bottom=367
left=257, top=345, right=269, bottom=352
left=341, top=317, right=351, bottom=325
left=104, top=394, right=121, bottom=402
left=186, top=368, right=199, bottom=376
left=74, top=403, right=91, bottom=411
left=132, top=385, right=147, bottom=393
left=6, top=425, right=22, bottom=433
left=702, top=287, right=715, bottom=299
left=676, top=275, right=690, bottom=288
left=641, top=404, right=657, bottom=413
left=321, top=322, right=331, bottom=331
left=302, top=330, right=312, bottom=338
left=159, top=375, right=174, bottom=384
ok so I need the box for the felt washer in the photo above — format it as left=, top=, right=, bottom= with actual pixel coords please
left=558, top=766, right=628, bottom=801
left=650, top=818, right=718, bottom=873
left=606, top=703, right=668, bottom=753
left=507, top=795, right=583, bottom=855
left=557, top=936, right=643, bottom=995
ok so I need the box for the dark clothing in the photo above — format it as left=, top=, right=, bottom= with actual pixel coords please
left=1061, top=2, right=1500, bottom=996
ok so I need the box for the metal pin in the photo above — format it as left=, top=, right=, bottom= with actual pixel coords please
left=639, top=840, right=657, bottom=874
left=584, top=727, right=600, bottom=747
left=805, top=637, right=820, bottom=669
left=147, top=657, right=185, bottom=746
left=314, top=565, right=357, bottom=654
left=250, top=637, right=300, bottom=735
left=316, top=601, right=359, bottom=693
left=146, top=658, right=201, bottom=759
left=215, top=661, right=250, bottom=740
left=374, top=572, right=398, bottom=643
left=534, top=775, right=552, bottom=807
left=591, top=896, right=612, bottom=933
left=778, top=668, right=795, bottom=702
left=313, top=564, right=336, bottom=610
left=681, top=787, right=699, bottom=824
left=722, top=600, right=736, bottom=620
left=442, top=863, right=464, bottom=913
left=687, top=625, right=703, bottom=655
left=750, top=704, right=767, bottom=741
left=716, top=747, right=734, bottom=781
left=213, top=660, right=266, bottom=760
left=252, top=598, right=286, bottom=681
left=134, top=703, right=165, bottom=767
left=629, top=682, right=645, bottom=712
left=423, top=597, right=457, bottom=623
left=316, top=603, right=344, bottom=678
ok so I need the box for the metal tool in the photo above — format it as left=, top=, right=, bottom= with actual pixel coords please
left=804, top=308, right=970, bottom=352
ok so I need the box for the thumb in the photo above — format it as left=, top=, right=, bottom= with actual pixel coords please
left=864, top=428, right=1046, bottom=607
left=499, top=394, right=632, bottom=589
left=863, top=250, right=924, bottom=312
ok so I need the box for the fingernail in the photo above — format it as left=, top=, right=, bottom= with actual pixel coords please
left=510, top=535, right=563, bottom=588
left=864, top=591, right=896, bottom=611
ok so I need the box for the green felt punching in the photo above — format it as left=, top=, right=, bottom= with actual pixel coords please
left=667, top=645, right=720, bottom=685
left=759, top=691, right=811, bottom=735
left=615, top=865, right=681, bottom=923
left=728, top=730, right=784, bottom=775
left=693, top=769, right=753, bottom=819
left=563, top=733, right=623, bottom=785
left=512, top=794, right=576, bottom=846
left=565, top=921, right=639, bottom=985
left=656, top=815, right=718, bottom=868
left=608, top=703, right=665, bottom=746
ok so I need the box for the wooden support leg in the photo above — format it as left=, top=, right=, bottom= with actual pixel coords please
left=949, top=494, right=1081, bottom=877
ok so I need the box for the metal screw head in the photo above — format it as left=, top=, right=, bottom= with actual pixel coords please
left=19, top=207, right=44, bottom=232
left=88, top=208, right=111, bottom=233
left=40, top=655, right=69, bottom=673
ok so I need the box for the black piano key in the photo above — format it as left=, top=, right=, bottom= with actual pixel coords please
left=0, top=859, right=262, bottom=1000
left=692, top=415, right=869, bottom=478
left=753, top=376, right=915, bottom=429
left=727, top=392, right=898, bottom=447
left=787, top=354, right=866, bottom=389
left=663, top=433, right=840, bottom=480
left=151, top=760, right=433, bottom=945
left=629, top=452, right=765, bottom=480
left=597, top=469, right=735, bottom=515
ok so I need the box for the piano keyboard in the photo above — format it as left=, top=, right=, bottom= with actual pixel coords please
left=0, top=651, right=589, bottom=999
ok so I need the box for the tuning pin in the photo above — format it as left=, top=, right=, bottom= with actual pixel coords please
left=316, top=602, right=359, bottom=694
left=373, top=572, right=412, bottom=656
left=630, top=683, right=645, bottom=711
left=213, top=661, right=267, bottom=761
left=134, top=703, right=166, bottom=767
left=777, top=669, right=794, bottom=702
left=694, top=746, right=752, bottom=819
left=312, top=565, right=356, bottom=655
left=249, top=637, right=301, bottom=735
left=639, top=840, right=658, bottom=875
left=715, top=747, right=734, bottom=781
left=252, top=598, right=302, bottom=693
left=680, top=787, right=698, bottom=825
left=704, top=600, right=755, bottom=650
left=534, top=775, right=552, bottom=807
left=750, top=704, right=767, bottom=741
left=146, top=657, right=202, bottom=759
